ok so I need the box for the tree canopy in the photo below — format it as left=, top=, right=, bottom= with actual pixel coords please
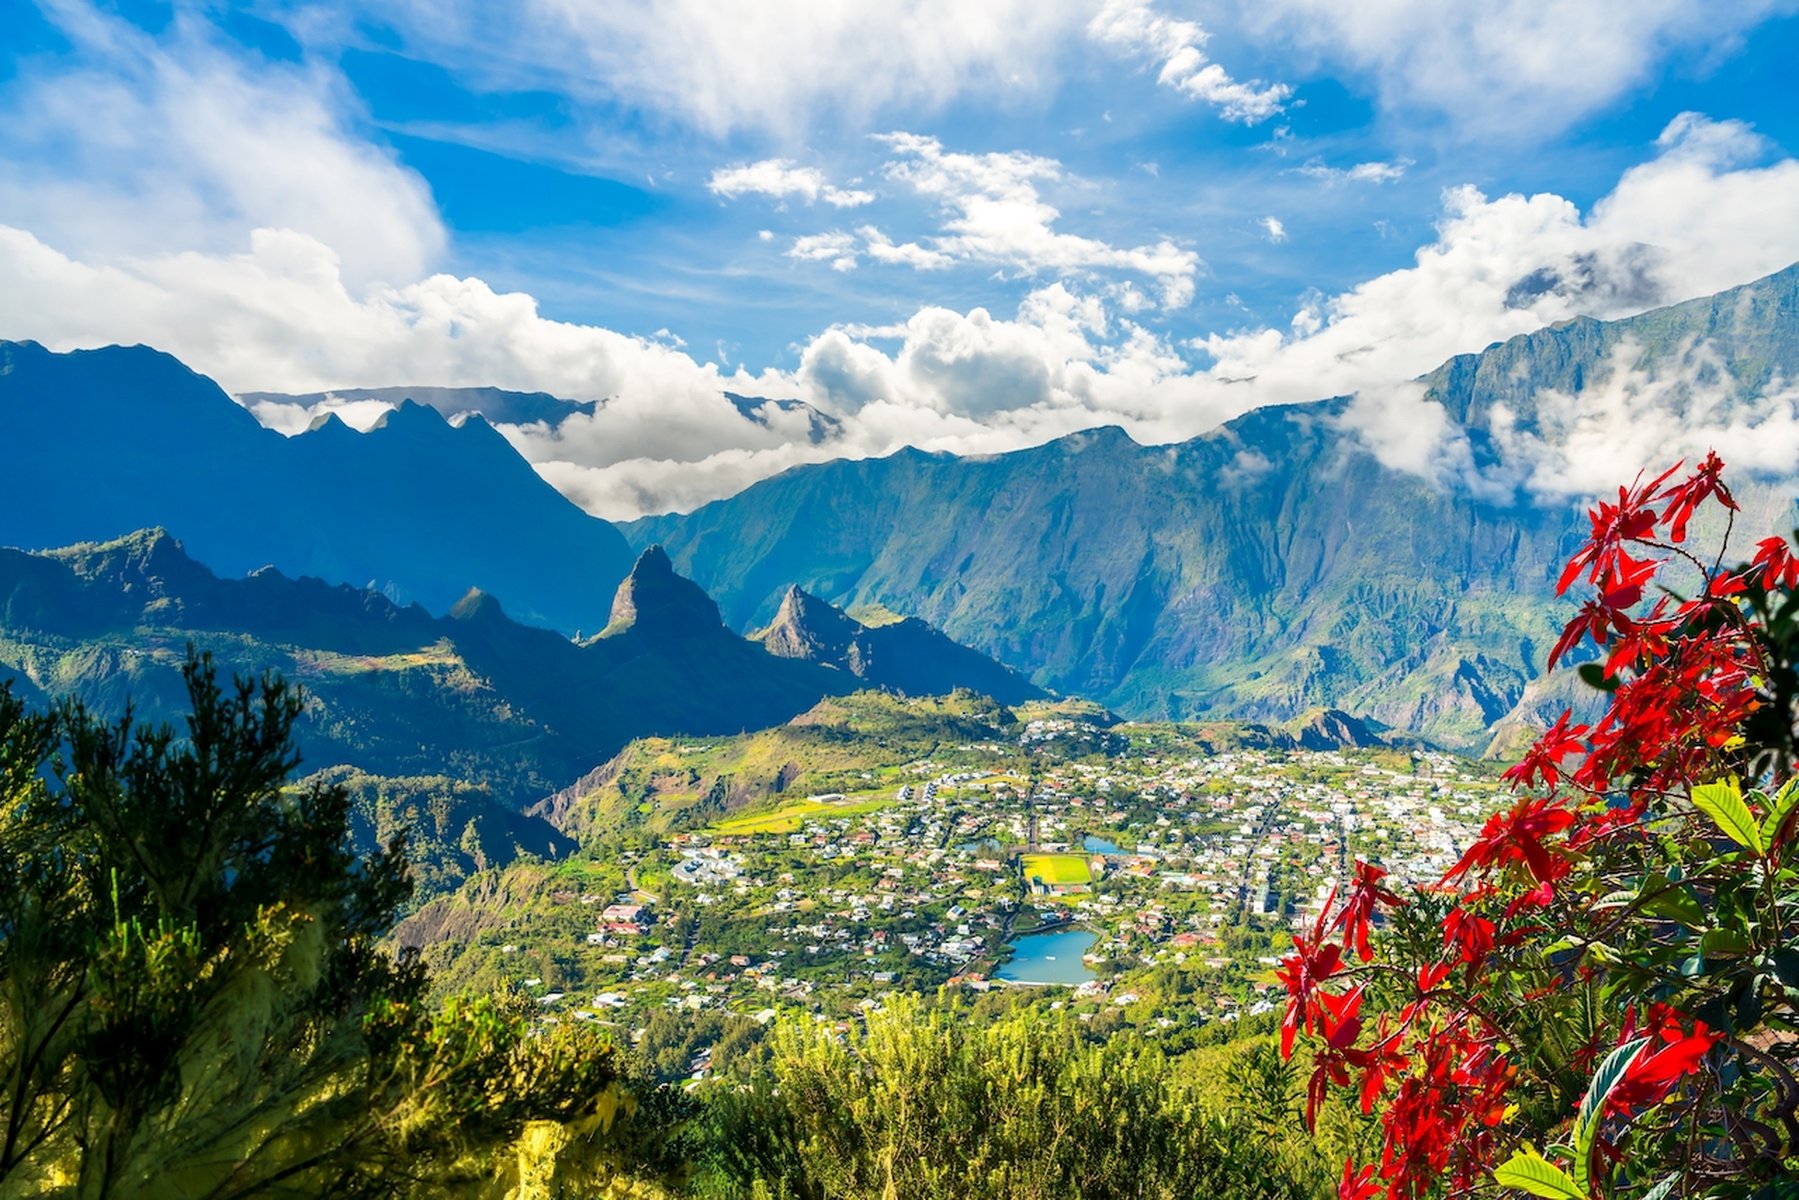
left=0, top=652, right=674, bottom=1199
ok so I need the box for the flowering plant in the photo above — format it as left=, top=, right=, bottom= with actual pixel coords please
left=1284, top=454, right=1799, bottom=1200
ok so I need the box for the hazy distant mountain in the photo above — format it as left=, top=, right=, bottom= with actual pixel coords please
left=756, top=584, right=1044, bottom=704
left=630, top=265, right=1799, bottom=750
left=725, top=393, right=842, bottom=443
left=0, top=341, right=634, bottom=631
left=241, top=384, right=599, bottom=428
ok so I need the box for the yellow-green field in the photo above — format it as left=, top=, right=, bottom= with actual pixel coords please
left=1020, top=853, right=1092, bottom=886
left=711, top=793, right=892, bottom=836
left=293, top=642, right=463, bottom=676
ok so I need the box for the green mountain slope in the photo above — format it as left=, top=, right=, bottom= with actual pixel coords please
left=628, top=265, right=1799, bottom=749
left=0, top=531, right=870, bottom=806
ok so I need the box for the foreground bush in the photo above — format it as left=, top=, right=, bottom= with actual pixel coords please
left=696, top=995, right=1328, bottom=1199
left=1284, top=456, right=1799, bottom=1199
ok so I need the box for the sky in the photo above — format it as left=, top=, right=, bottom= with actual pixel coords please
left=4, top=1, right=1799, bottom=519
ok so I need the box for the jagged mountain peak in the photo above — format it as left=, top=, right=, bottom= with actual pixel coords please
left=449, top=586, right=506, bottom=623
left=367, top=397, right=448, bottom=433
left=602, top=546, right=723, bottom=637
left=760, top=584, right=861, bottom=662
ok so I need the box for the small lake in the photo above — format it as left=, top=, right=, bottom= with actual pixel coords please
left=1082, top=835, right=1124, bottom=856
left=996, top=928, right=1098, bottom=986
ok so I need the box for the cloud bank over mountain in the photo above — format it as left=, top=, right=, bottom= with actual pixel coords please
left=4, top=2, right=1799, bottom=519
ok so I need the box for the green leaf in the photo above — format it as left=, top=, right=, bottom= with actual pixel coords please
left=1638, top=1176, right=1677, bottom=1200
left=1493, top=1147, right=1585, bottom=1199
left=1701, top=927, right=1753, bottom=958
left=1570, top=1037, right=1647, bottom=1192
left=1577, top=663, right=1620, bottom=692
left=1691, top=779, right=1764, bottom=854
left=1638, top=873, right=1707, bottom=929
left=1761, top=777, right=1799, bottom=848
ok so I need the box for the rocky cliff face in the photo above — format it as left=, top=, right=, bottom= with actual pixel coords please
left=755, top=584, right=1044, bottom=704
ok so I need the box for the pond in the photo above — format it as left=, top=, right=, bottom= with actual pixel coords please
left=996, top=928, right=1098, bottom=986
left=955, top=837, right=1005, bottom=854
left=1082, top=834, right=1124, bottom=857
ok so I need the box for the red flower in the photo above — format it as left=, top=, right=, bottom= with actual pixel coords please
left=1753, top=535, right=1799, bottom=591
left=1557, top=464, right=1679, bottom=595
left=1335, top=859, right=1403, bottom=961
left=1659, top=450, right=1736, bottom=544
left=1338, top=1161, right=1381, bottom=1200
left=1443, top=794, right=1576, bottom=886
left=1278, top=918, right=1347, bottom=1059
left=1606, top=1010, right=1721, bottom=1118
left=1348, top=1021, right=1409, bottom=1115
left=1442, top=905, right=1495, bottom=971
left=1501, top=711, right=1588, bottom=791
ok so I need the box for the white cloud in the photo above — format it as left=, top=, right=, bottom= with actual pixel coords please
left=1196, top=115, right=1799, bottom=410
left=787, top=231, right=861, bottom=272
left=1260, top=216, right=1287, bottom=242
left=708, top=159, right=874, bottom=207
left=6, top=115, right=1799, bottom=520
left=829, top=133, right=1203, bottom=307
left=1486, top=339, right=1799, bottom=499
left=859, top=226, right=955, bottom=270
left=1087, top=0, right=1291, bottom=123
left=1243, top=0, right=1799, bottom=135
left=332, top=0, right=1094, bottom=139
left=0, top=5, right=441, bottom=288
left=1294, top=158, right=1412, bottom=185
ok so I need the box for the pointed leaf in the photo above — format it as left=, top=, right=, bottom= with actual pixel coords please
left=1638, top=874, right=1706, bottom=929
left=1761, top=777, right=1799, bottom=849
left=1691, top=779, right=1763, bottom=854
left=1493, top=1147, right=1585, bottom=1199
left=1571, top=1037, right=1647, bottom=1192
left=1638, top=1177, right=1677, bottom=1200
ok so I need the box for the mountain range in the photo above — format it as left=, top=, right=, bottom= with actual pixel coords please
left=0, top=340, right=635, bottom=632
left=5, top=266, right=1798, bottom=753
left=630, top=264, right=1799, bottom=750
left=0, top=529, right=1034, bottom=805
left=241, top=384, right=600, bottom=428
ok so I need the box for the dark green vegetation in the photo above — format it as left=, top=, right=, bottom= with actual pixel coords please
left=693, top=999, right=1336, bottom=1200
left=0, top=655, right=676, bottom=1198
left=632, top=265, right=1799, bottom=750
left=0, top=340, right=635, bottom=633
left=0, top=656, right=1384, bottom=1200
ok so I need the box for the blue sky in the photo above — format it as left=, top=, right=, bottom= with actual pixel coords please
left=4, top=1, right=1799, bottom=517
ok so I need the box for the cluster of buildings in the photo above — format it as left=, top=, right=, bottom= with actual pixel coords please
left=509, top=731, right=1497, bottom=1042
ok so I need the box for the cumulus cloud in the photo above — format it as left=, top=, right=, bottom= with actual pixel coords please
left=1088, top=0, right=1291, bottom=123
left=1487, top=340, right=1799, bottom=498
left=1260, top=216, right=1287, bottom=242
left=7, top=114, right=1799, bottom=520
left=1195, top=115, right=1799, bottom=409
left=767, top=135, right=1202, bottom=307
left=1242, top=0, right=1799, bottom=136
left=787, top=231, right=861, bottom=271
left=708, top=159, right=873, bottom=207
left=0, top=4, right=441, bottom=288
